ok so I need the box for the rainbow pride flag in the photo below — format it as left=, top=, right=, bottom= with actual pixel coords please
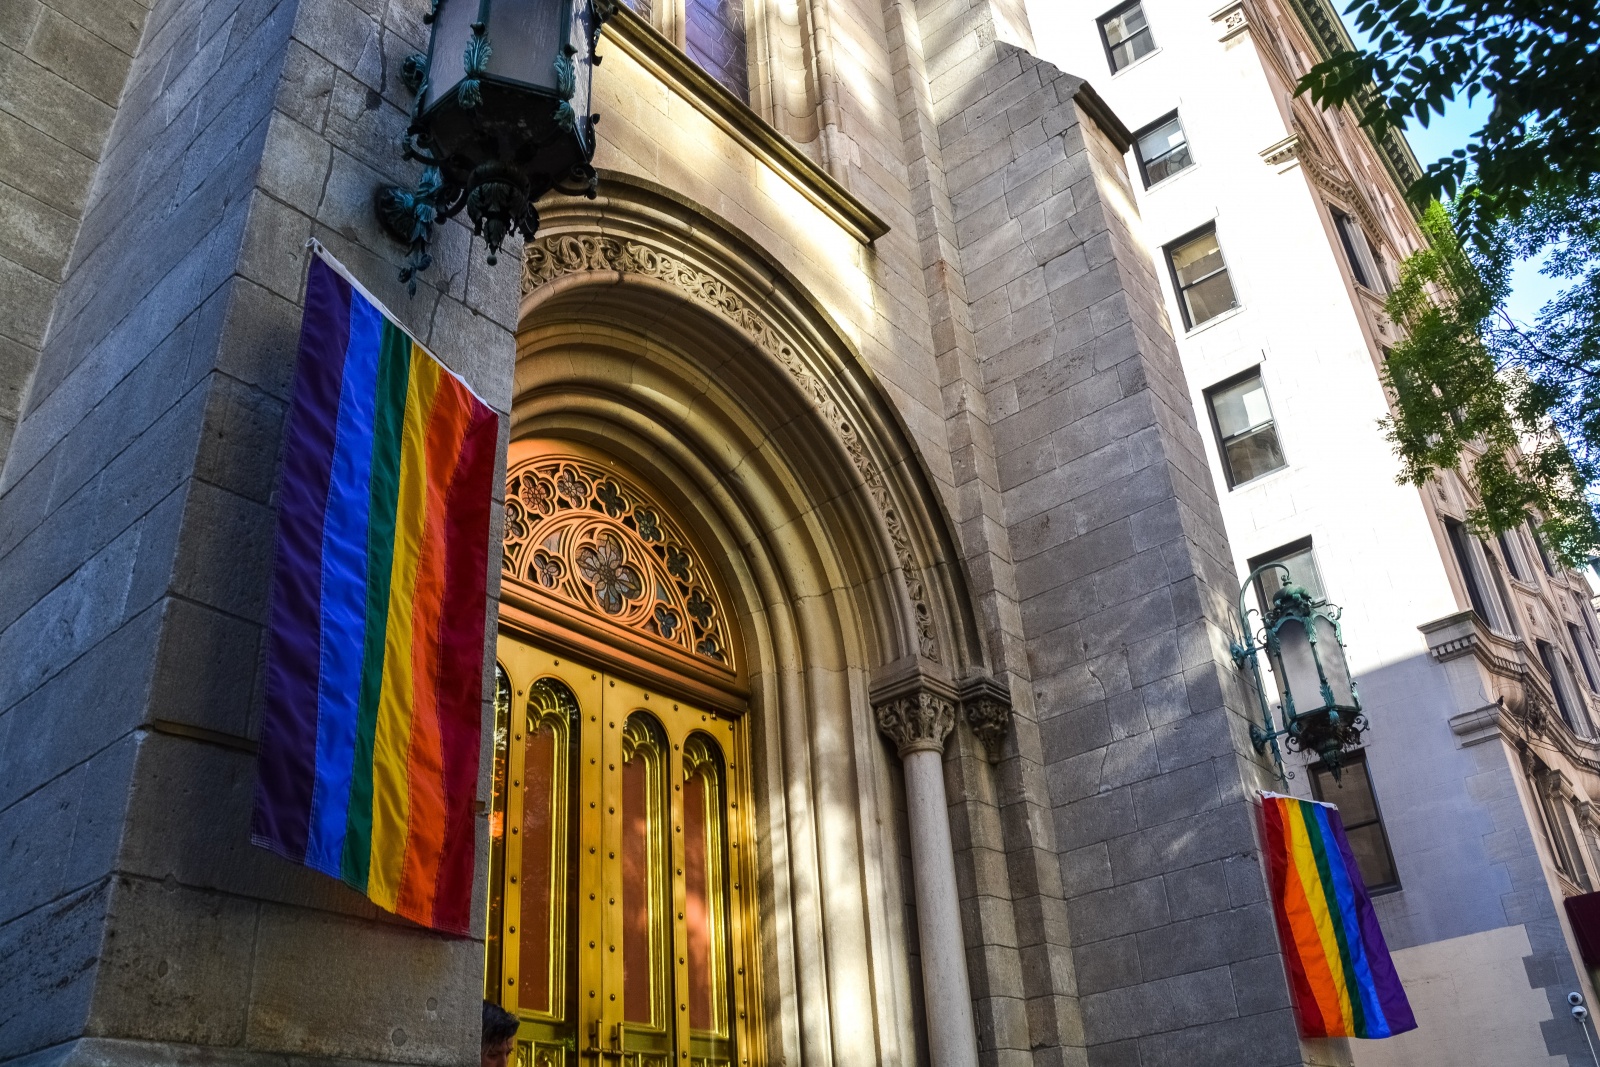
left=252, top=250, right=499, bottom=936
left=1260, top=792, right=1416, bottom=1039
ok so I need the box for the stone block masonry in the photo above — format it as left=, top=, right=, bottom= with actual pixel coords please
left=0, top=1, right=512, bottom=1065
left=902, top=2, right=1341, bottom=1062
left=0, top=0, right=152, bottom=471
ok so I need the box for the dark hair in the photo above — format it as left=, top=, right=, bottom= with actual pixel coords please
left=482, top=1001, right=519, bottom=1046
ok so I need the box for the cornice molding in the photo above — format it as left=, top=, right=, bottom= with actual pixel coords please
left=601, top=5, right=889, bottom=245
left=1275, top=0, right=1424, bottom=202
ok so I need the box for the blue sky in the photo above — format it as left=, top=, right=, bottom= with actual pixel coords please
left=1339, top=18, right=1559, bottom=325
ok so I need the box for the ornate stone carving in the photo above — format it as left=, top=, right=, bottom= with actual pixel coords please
left=1210, top=0, right=1249, bottom=41
left=1259, top=134, right=1300, bottom=169
left=875, top=690, right=956, bottom=756
left=523, top=232, right=939, bottom=661
left=960, top=675, right=1013, bottom=757
left=503, top=450, right=735, bottom=668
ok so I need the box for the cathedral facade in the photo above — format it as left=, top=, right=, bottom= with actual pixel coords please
left=2, top=1, right=1352, bottom=1066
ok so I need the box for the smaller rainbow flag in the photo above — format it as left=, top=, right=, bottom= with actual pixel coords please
left=1260, top=792, right=1416, bottom=1039
left=252, top=249, right=499, bottom=936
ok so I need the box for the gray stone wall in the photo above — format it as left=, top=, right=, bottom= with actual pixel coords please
left=0, top=0, right=153, bottom=470
left=897, top=1, right=1334, bottom=1061
left=0, top=1, right=513, bottom=1064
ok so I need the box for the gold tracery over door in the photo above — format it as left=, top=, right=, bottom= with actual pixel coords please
left=492, top=645, right=761, bottom=1067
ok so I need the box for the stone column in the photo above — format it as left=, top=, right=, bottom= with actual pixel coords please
left=876, top=688, right=980, bottom=1067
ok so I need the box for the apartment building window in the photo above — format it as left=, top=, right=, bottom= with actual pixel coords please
left=1483, top=545, right=1522, bottom=636
left=1134, top=112, right=1192, bottom=187
left=1537, top=639, right=1592, bottom=736
left=1205, top=369, right=1286, bottom=487
left=1499, top=530, right=1531, bottom=582
left=1250, top=538, right=1325, bottom=608
left=1531, top=762, right=1591, bottom=889
left=1167, top=225, right=1238, bottom=328
left=1332, top=209, right=1388, bottom=293
left=1529, top=519, right=1560, bottom=576
left=1569, top=623, right=1600, bottom=692
left=1099, top=1, right=1156, bottom=72
left=1309, top=753, right=1399, bottom=893
left=1445, top=518, right=1515, bottom=633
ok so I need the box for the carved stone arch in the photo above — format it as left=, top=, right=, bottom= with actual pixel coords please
left=517, top=172, right=990, bottom=684
left=509, top=174, right=1002, bottom=1067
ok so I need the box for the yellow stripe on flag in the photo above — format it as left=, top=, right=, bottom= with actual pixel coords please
left=367, top=348, right=442, bottom=910
left=1286, top=803, right=1355, bottom=1032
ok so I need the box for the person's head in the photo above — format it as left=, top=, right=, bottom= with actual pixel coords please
left=481, top=1001, right=518, bottom=1067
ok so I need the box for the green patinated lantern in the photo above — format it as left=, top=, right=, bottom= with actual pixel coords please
left=1232, top=565, right=1367, bottom=780
left=376, top=0, right=616, bottom=291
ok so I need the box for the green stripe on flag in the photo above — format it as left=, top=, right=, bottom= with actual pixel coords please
left=1300, top=802, right=1366, bottom=1036
left=342, top=322, right=412, bottom=890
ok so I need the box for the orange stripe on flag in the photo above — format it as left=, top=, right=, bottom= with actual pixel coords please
left=396, top=359, right=474, bottom=925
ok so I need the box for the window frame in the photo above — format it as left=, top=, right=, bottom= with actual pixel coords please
left=1569, top=622, right=1600, bottom=692
left=1537, top=638, right=1593, bottom=737
left=1097, top=0, right=1157, bottom=74
left=1499, top=530, right=1531, bottom=583
left=1307, top=750, right=1401, bottom=895
left=1248, top=536, right=1325, bottom=611
left=1529, top=518, right=1559, bottom=576
left=1132, top=110, right=1192, bottom=189
left=1165, top=222, right=1239, bottom=330
left=1203, top=366, right=1287, bottom=489
left=1331, top=207, right=1386, bottom=293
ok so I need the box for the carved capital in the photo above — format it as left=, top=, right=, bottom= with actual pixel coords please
left=876, top=691, right=957, bottom=757
left=960, top=675, right=1013, bottom=757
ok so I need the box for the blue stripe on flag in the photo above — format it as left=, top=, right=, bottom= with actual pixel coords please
left=306, top=293, right=385, bottom=875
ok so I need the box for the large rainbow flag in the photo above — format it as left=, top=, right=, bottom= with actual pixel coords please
left=252, top=250, right=499, bottom=936
left=1260, top=792, right=1416, bottom=1039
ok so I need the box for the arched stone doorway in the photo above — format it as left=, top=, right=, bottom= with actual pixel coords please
left=488, top=177, right=1011, bottom=1067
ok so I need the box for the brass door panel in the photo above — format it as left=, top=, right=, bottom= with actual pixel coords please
left=491, top=642, right=760, bottom=1067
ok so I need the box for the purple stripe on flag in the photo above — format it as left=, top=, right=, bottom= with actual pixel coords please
left=252, top=258, right=355, bottom=861
left=1334, top=814, right=1417, bottom=1035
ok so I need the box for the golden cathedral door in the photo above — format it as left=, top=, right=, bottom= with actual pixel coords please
left=486, top=442, right=760, bottom=1067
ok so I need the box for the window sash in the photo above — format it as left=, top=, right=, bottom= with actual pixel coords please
left=1135, top=115, right=1191, bottom=186
left=1100, top=3, right=1155, bottom=71
left=1206, top=371, right=1285, bottom=486
left=1169, top=229, right=1236, bottom=327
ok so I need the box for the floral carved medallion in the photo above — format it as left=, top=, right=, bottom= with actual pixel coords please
left=503, top=451, right=734, bottom=670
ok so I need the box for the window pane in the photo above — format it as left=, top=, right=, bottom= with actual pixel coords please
left=1210, top=375, right=1272, bottom=437
left=1258, top=545, right=1325, bottom=604
left=1103, top=2, right=1146, bottom=44
left=1145, top=142, right=1192, bottom=184
left=1171, top=231, right=1224, bottom=287
left=1137, top=117, right=1185, bottom=162
left=1138, top=115, right=1192, bottom=185
left=1315, top=760, right=1378, bottom=826
left=1102, top=3, right=1154, bottom=70
left=1346, top=824, right=1397, bottom=889
left=1184, top=271, right=1237, bottom=325
left=1222, top=425, right=1285, bottom=483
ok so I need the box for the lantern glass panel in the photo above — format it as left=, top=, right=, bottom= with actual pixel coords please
left=1314, top=615, right=1354, bottom=708
left=424, top=0, right=481, bottom=110
left=1273, top=617, right=1325, bottom=717
left=486, top=1, right=567, bottom=91
left=566, top=0, right=593, bottom=150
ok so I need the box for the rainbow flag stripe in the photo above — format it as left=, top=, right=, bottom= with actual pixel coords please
left=1260, top=793, right=1416, bottom=1039
left=252, top=253, right=499, bottom=936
